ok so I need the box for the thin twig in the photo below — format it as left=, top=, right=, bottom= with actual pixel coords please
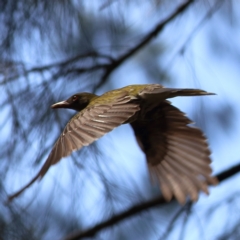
left=180, top=0, right=225, bottom=54
left=159, top=202, right=193, bottom=240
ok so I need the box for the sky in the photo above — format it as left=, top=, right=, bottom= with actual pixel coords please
left=3, top=1, right=240, bottom=239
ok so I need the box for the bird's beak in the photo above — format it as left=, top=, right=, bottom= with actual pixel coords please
left=51, top=100, right=70, bottom=109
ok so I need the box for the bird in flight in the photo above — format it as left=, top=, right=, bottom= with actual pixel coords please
left=8, top=84, right=218, bottom=204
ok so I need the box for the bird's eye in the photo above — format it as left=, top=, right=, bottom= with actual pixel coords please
left=72, top=95, right=78, bottom=101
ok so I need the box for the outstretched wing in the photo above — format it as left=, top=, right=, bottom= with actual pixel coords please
left=131, top=101, right=217, bottom=204
left=8, top=92, right=140, bottom=201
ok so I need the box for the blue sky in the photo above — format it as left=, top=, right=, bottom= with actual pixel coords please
left=3, top=1, right=240, bottom=239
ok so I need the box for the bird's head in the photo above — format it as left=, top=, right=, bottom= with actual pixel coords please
left=51, top=92, right=97, bottom=112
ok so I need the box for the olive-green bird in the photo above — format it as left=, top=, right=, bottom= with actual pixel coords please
left=8, top=84, right=218, bottom=204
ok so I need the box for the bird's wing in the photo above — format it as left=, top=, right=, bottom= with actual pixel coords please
left=8, top=92, right=140, bottom=202
left=130, top=101, right=217, bottom=204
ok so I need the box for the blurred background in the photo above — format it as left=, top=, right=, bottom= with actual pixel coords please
left=1, top=0, right=240, bottom=239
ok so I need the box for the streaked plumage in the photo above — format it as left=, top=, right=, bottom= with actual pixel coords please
left=8, top=84, right=218, bottom=204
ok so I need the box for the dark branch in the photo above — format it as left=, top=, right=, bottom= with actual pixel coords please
left=0, top=52, right=112, bottom=86
left=63, top=162, right=240, bottom=240
left=27, top=52, right=113, bottom=72
left=1, top=1, right=195, bottom=90
left=64, top=196, right=168, bottom=240
left=216, top=163, right=240, bottom=182
left=93, top=0, right=195, bottom=91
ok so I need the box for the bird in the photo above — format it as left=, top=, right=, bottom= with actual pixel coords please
left=8, top=84, right=218, bottom=204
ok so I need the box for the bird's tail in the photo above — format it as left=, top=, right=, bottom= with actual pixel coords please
left=163, top=88, right=215, bottom=98
left=141, top=87, right=216, bottom=103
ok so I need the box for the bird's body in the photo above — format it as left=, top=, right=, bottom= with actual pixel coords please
left=8, top=84, right=218, bottom=204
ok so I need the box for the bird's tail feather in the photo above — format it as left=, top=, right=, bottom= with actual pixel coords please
left=140, top=87, right=215, bottom=102
left=152, top=88, right=216, bottom=100
left=163, top=88, right=215, bottom=98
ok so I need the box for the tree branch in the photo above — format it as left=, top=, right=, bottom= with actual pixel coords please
left=63, top=162, right=240, bottom=240
left=0, top=52, right=112, bottom=86
left=217, top=163, right=240, bottom=182
left=1, top=1, right=195, bottom=90
left=26, top=52, right=113, bottom=73
left=94, top=0, right=195, bottom=91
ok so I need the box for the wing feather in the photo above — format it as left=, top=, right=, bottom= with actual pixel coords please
left=8, top=94, right=140, bottom=201
left=131, top=101, right=217, bottom=204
